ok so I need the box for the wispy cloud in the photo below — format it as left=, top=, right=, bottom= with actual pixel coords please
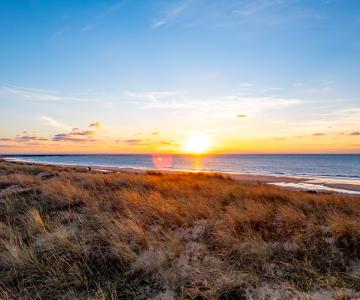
left=152, top=0, right=193, bottom=28
left=304, top=108, right=360, bottom=132
left=125, top=90, right=191, bottom=108
left=126, top=90, right=302, bottom=114
left=0, top=133, right=49, bottom=144
left=53, top=130, right=97, bottom=143
left=0, top=84, right=108, bottom=102
left=15, top=135, right=48, bottom=142
left=160, top=140, right=181, bottom=147
left=1, top=84, right=62, bottom=101
left=39, top=116, right=72, bottom=131
left=117, top=139, right=151, bottom=146
left=0, top=84, right=93, bottom=102
left=82, top=1, right=126, bottom=32
left=125, top=90, right=183, bottom=101
left=293, top=80, right=336, bottom=94
left=53, top=135, right=97, bottom=143
left=151, top=0, right=325, bottom=29
left=51, top=25, right=71, bottom=39
left=116, top=137, right=179, bottom=147
left=232, top=0, right=325, bottom=25
left=233, top=0, right=285, bottom=16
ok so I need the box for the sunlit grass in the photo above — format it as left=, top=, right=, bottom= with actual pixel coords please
left=0, top=160, right=359, bottom=299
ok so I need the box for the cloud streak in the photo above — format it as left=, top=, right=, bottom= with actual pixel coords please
left=233, top=0, right=285, bottom=16
left=232, top=0, right=325, bottom=25
left=151, top=0, right=325, bottom=29
left=312, top=133, right=326, bottom=136
left=152, top=0, right=193, bottom=28
left=16, top=135, right=49, bottom=142
left=82, top=1, right=126, bottom=32
left=0, top=84, right=97, bottom=102
left=53, top=130, right=97, bottom=143
left=118, top=139, right=151, bottom=146
left=52, top=25, right=71, bottom=39
left=125, top=90, right=303, bottom=120
left=0, top=134, right=49, bottom=144
left=39, top=116, right=72, bottom=131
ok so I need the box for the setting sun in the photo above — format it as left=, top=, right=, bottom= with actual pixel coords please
left=183, top=133, right=211, bottom=154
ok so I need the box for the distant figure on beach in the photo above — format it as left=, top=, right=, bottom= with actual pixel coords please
left=88, top=167, right=91, bottom=171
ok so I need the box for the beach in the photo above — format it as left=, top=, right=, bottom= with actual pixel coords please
left=4, top=157, right=360, bottom=195
left=68, top=167, right=360, bottom=194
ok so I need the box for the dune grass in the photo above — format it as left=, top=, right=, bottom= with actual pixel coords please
left=0, top=160, right=360, bottom=299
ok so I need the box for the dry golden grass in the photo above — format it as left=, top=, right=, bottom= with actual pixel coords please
left=0, top=160, right=360, bottom=299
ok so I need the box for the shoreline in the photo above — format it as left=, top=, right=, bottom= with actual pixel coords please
left=3, top=157, right=360, bottom=195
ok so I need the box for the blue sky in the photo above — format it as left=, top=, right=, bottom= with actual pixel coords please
left=0, top=0, right=359, bottom=153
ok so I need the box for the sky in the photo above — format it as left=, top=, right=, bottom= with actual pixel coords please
left=0, top=0, right=359, bottom=154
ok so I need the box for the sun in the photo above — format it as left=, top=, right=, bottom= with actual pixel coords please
left=183, top=133, right=211, bottom=154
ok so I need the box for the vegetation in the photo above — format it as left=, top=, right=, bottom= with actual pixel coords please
left=0, top=160, right=359, bottom=299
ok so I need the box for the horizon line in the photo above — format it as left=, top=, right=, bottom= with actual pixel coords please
left=1, top=153, right=359, bottom=156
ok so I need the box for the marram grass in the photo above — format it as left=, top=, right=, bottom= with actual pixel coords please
left=0, top=160, right=359, bottom=299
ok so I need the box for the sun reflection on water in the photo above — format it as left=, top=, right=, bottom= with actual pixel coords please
left=152, top=154, right=173, bottom=169
left=151, top=154, right=207, bottom=172
left=192, top=155, right=203, bottom=172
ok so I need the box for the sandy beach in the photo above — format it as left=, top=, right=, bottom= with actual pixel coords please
left=80, top=167, right=360, bottom=195
left=4, top=158, right=360, bottom=195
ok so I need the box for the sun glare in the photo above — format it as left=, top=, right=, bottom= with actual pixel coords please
left=183, top=133, right=211, bottom=154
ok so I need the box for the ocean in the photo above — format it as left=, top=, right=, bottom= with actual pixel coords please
left=4, top=154, right=360, bottom=180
